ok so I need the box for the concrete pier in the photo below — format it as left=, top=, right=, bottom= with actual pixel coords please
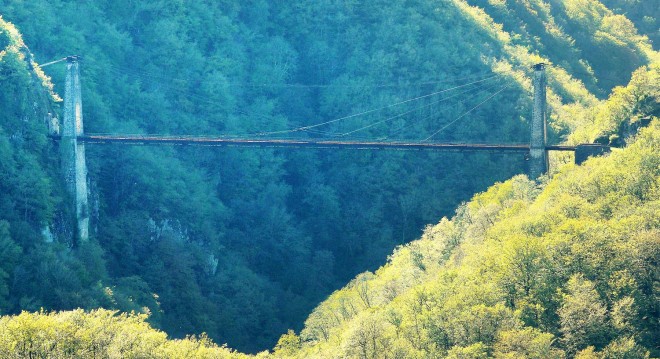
left=61, top=56, right=89, bottom=242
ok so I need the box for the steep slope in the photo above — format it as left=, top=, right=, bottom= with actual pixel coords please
left=599, top=0, right=659, bottom=49
left=0, top=0, right=657, bottom=352
left=465, top=0, right=656, bottom=95
left=0, top=64, right=656, bottom=359
left=277, top=65, right=659, bottom=357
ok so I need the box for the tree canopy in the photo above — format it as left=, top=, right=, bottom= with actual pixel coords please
left=0, top=0, right=657, bottom=353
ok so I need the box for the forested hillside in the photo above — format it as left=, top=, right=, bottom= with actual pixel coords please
left=599, top=0, right=659, bottom=49
left=0, top=0, right=657, bottom=353
left=276, top=65, right=659, bottom=358
left=0, top=64, right=656, bottom=359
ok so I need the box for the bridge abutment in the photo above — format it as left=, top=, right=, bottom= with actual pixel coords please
left=61, top=56, right=89, bottom=242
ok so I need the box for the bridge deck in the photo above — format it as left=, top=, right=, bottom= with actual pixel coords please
left=66, top=134, right=576, bottom=152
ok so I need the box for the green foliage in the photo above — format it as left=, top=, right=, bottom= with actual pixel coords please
left=558, top=274, right=609, bottom=353
left=569, top=63, right=659, bottom=143
left=285, top=115, right=659, bottom=357
left=446, top=343, right=489, bottom=359
left=274, top=330, right=301, bottom=357
left=599, top=0, right=659, bottom=49
left=494, top=327, right=563, bottom=359
left=0, top=221, right=21, bottom=313
left=601, top=337, right=650, bottom=359
left=0, top=0, right=658, bottom=354
left=0, top=309, right=256, bottom=358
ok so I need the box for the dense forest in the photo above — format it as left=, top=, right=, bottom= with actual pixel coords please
left=279, top=66, right=660, bottom=358
left=1, top=66, right=657, bottom=358
left=0, top=0, right=657, bottom=356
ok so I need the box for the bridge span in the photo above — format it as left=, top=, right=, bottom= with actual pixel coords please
left=74, top=134, right=577, bottom=152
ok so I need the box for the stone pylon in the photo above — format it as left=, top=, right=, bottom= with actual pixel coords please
left=529, top=63, right=548, bottom=178
left=61, top=56, right=89, bottom=242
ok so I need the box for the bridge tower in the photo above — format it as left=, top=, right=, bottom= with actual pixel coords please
left=529, top=63, right=548, bottom=178
left=61, top=56, right=89, bottom=242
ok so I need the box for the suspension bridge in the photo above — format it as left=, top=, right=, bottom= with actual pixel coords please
left=75, top=134, right=575, bottom=152
left=44, top=56, right=606, bottom=242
